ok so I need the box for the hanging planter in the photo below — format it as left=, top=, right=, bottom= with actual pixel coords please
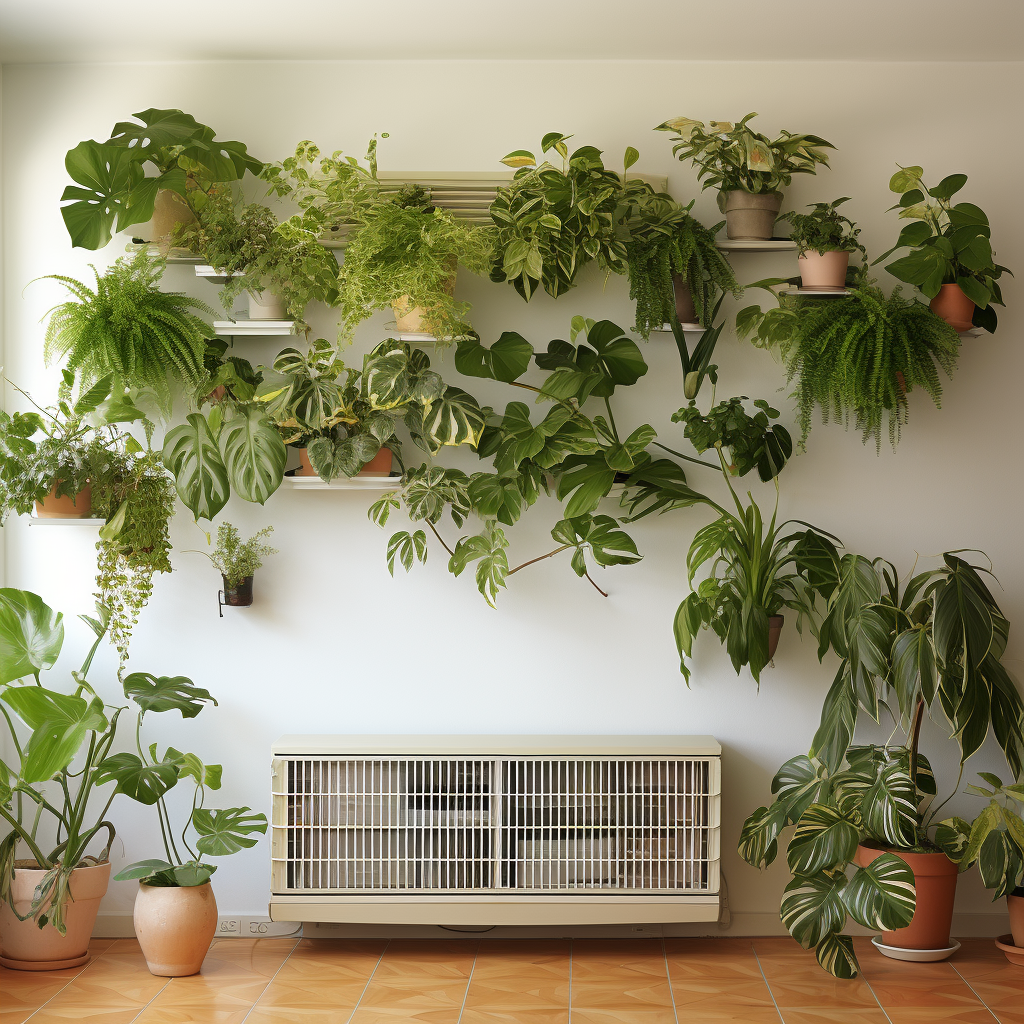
left=35, top=482, right=92, bottom=519
left=220, top=574, right=254, bottom=611
left=767, top=615, right=784, bottom=660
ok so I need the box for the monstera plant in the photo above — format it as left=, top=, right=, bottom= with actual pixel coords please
left=738, top=549, right=1024, bottom=977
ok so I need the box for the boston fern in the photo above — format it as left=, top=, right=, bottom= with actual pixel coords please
left=737, top=285, right=960, bottom=450
left=43, top=252, right=213, bottom=413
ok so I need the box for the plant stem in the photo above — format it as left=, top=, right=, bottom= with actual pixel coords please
left=427, top=521, right=455, bottom=558
left=509, top=381, right=543, bottom=395
left=652, top=442, right=718, bottom=470
left=0, top=806, right=51, bottom=867
left=508, top=544, right=572, bottom=576
left=584, top=571, right=609, bottom=597
left=603, top=398, right=619, bottom=443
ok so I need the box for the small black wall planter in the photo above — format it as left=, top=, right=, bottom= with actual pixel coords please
left=219, top=575, right=254, bottom=617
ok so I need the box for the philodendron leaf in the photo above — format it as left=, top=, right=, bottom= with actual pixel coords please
left=781, top=870, right=848, bottom=949
left=413, top=387, right=486, bottom=450
left=123, top=672, right=217, bottom=719
left=193, top=806, right=268, bottom=856
left=455, top=332, right=534, bottom=383
left=219, top=405, right=287, bottom=504
left=772, top=755, right=828, bottom=825
left=95, top=752, right=179, bottom=805
left=787, top=803, right=860, bottom=877
left=114, top=859, right=175, bottom=881
left=386, top=531, right=428, bottom=575
left=550, top=515, right=641, bottom=577
left=162, top=413, right=231, bottom=522
left=556, top=456, right=616, bottom=518
left=0, top=589, right=64, bottom=684
left=841, top=853, right=916, bottom=931
left=835, top=758, right=917, bottom=848
left=934, top=816, right=973, bottom=866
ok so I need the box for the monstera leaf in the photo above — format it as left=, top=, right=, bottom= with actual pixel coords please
left=387, top=531, right=428, bottom=574
left=556, top=456, right=617, bottom=518
left=123, top=672, right=217, bottom=718
left=219, top=405, right=287, bottom=504
left=738, top=801, right=788, bottom=869
left=841, top=852, right=916, bottom=931
left=780, top=870, right=849, bottom=949
left=411, top=387, right=486, bottom=451
left=455, top=332, right=534, bottom=383
left=551, top=515, right=641, bottom=577
left=162, top=413, right=231, bottom=521
left=193, top=806, right=268, bottom=856
left=95, top=753, right=179, bottom=805
left=449, top=522, right=509, bottom=607
left=0, top=589, right=64, bottom=684
left=786, top=803, right=860, bottom=877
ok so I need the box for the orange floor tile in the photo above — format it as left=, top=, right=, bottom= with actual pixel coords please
left=0, top=935, right=1021, bottom=1023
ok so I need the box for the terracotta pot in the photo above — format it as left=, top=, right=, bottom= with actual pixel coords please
left=360, top=448, right=393, bottom=477
left=798, top=250, right=850, bottom=289
left=930, top=283, right=975, bottom=332
left=392, top=275, right=456, bottom=334
left=248, top=288, right=286, bottom=321
left=35, top=483, right=92, bottom=519
left=134, top=881, right=218, bottom=977
left=671, top=274, right=699, bottom=325
left=0, top=860, right=110, bottom=970
left=1008, top=892, right=1024, bottom=949
left=221, top=575, right=253, bottom=607
left=854, top=844, right=958, bottom=951
left=149, top=189, right=197, bottom=251
left=768, top=615, right=785, bottom=661
left=296, top=447, right=317, bottom=477
left=723, top=191, right=783, bottom=241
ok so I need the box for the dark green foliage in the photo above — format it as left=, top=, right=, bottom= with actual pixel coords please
left=780, top=197, right=866, bottom=258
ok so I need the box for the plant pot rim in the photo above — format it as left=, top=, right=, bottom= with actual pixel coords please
left=138, top=879, right=213, bottom=892
left=13, top=858, right=109, bottom=874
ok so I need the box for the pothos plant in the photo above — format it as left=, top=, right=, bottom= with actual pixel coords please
left=779, top=197, right=867, bottom=260
left=369, top=318, right=655, bottom=605
left=737, top=549, right=1024, bottom=978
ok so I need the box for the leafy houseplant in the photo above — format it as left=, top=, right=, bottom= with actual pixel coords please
left=655, top=113, right=834, bottom=240
left=779, top=198, right=867, bottom=289
left=43, top=252, right=214, bottom=414
left=874, top=166, right=1010, bottom=333
left=490, top=134, right=631, bottom=300
left=738, top=550, right=1024, bottom=977
left=60, top=107, right=261, bottom=250
left=198, top=522, right=276, bottom=610
left=737, top=284, right=961, bottom=450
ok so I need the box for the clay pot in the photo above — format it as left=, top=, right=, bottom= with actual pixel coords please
left=854, top=844, right=959, bottom=952
left=360, top=448, right=393, bottom=477
left=768, top=615, right=785, bottom=661
left=392, top=275, right=456, bottom=334
left=930, top=283, right=975, bottom=332
left=798, top=250, right=850, bottom=289
left=149, top=189, right=197, bottom=251
left=248, top=288, right=287, bottom=321
left=134, top=881, right=218, bottom=977
left=1009, top=891, right=1024, bottom=948
left=221, top=575, right=254, bottom=607
left=671, top=274, right=699, bottom=325
left=35, top=483, right=92, bottom=519
left=296, top=447, right=317, bottom=477
left=723, top=191, right=783, bottom=241
left=0, top=860, right=110, bottom=970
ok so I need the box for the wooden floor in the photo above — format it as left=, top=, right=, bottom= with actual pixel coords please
left=1, top=935, right=1021, bottom=1024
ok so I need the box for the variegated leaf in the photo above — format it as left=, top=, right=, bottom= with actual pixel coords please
left=841, top=853, right=916, bottom=931
left=787, top=803, right=860, bottom=876
left=815, top=931, right=859, bottom=979
left=780, top=870, right=848, bottom=949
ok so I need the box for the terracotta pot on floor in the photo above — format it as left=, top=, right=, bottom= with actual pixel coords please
left=930, top=283, right=975, bottom=332
left=35, top=483, right=92, bottom=519
left=149, top=189, right=197, bottom=251
left=671, top=274, right=699, bottom=325
left=1008, top=890, right=1024, bottom=948
left=392, top=275, right=456, bottom=334
left=723, top=191, right=783, bottom=240
left=854, top=844, right=959, bottom=953
left=798, top=250, right=850, bottom=289
left=0, top=860, right=110, bottom=970
left=134, top=881, right=218, bottom=977
left=768, top=615, right=785, bottom=661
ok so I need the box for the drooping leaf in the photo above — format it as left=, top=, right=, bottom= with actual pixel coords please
left=454, top=332, right=534, bottom=383
left=0, top=589, right=64, bottom=684
left=162, top=413, right=231, bottom=521
left=787, top=803, right=861, bottom=877
left=95, top=752, right=179, bottom=805
left=815, top=931, right=859, bottom=979
left=193, top=806, right=268, bottom=856
left=737, top=801, right=787, bottom=869
left=842, top=853, right=916, bottom=931
left=448, top=522, right=509, bottom=607
left=556, top=455, right=616, bottom=518
left=781, top=870, right=849, bottom=949
left=123, top=672, right=217, bottom=718
left=218, top=405, right=287, bottom=504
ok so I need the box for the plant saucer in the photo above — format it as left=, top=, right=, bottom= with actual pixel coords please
left=0, top=951, right=90, bottom=970
left=994, top=934, right=1024, bottom=966
left=871, top=936, right=960, bottom=962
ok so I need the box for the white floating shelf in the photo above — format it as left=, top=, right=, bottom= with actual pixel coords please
left=125, top=242, right=203, bottom=264
left=394, top=333, right=470, bottom=345
left=652, top=323, right=706, bottom=336
left=214, top=320, right=297, bottom=336
left=28, top=515, right=103, bottom=527
left=282, top=475, right=401, bottom=490
left=716, top=239, right=798, bottom=253
left=780, top=287, right=851, bottom=297
left=195, top=265, right=233, bottom=283
left=960, top=327, right=986, bottom=338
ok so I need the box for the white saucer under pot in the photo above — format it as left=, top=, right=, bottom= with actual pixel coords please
left=871, top=936, right=961, bottom=962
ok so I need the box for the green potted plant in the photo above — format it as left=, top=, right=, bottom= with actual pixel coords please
left=42, top=251, right=214, bottom=415
left=196, top=522, right=276, bottom=610
left=736, top=283, right=961, bottom=450
left=655, top=113, right=835, bottom=241
left=60, top=107, right=261, bottom=250
left=778, top=197, right=867, bottom=289
left=0, top=589, right=215, bottom=970
left=874, top=166, right=1010, bottom=333
left=113, top=732, right=267, bottom=975
left=737, top=549, right=1024, bottom=976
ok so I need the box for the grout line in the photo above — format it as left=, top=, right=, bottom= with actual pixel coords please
left=859, top=973, right=896, bottom=1024
left=949, top=964, right=1002, bottom=1022
left=239, top=936, right=302, bottom=1023
left=660, top=937, right=681, bottom=1024
left=342, top=937, right=391, bottom=1024
left=750, top=944, right=787, bottom=1024
left=568, top=937, right=573, bottom=1024
left=455, top=943, right=480, bottom=1024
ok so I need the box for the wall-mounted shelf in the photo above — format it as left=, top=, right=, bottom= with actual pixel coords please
left=196, top=265, right=233, bottom=284
left=214, top=320, right=297, bottom=336
left=716, top=239, right=797, bottom=253
left=652, top=323, right=705, bottom=336
left=960, top=327, right=986, bottom=338
left=282, top=475, right=401, bottom=490
left=780, top=287, right=851, bottom=297
left=125, top=242, right=202, bottom=264
left=28, top=515, right=103, bottom=527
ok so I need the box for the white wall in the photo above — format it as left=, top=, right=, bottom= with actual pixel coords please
left=2, top=59, right=1022, bottom=935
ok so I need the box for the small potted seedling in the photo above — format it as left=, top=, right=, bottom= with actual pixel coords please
left=200, top=522, right=276, bottom=615
left=779, top=197, right=866, bottom=289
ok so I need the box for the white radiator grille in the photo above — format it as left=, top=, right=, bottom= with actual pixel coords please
left=272, top=754, right=718, bottom=896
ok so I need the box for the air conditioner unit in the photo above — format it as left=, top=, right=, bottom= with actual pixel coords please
left=270, top=735, right=720, bottom=926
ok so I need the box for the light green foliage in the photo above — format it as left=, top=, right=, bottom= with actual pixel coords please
left=449, top=521, right=510, bottom=608
left=207, top=523, right=277, bottom=587
left=779, top=197, right=867, bottom=259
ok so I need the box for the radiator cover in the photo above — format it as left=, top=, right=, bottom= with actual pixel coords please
left=270, top=736, right=720, bottom=925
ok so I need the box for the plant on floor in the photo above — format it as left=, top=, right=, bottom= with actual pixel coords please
left=490, top=134, right=632, bottom=300
left=199, top=522, right=277, bottom=588
left=60, top=107, right=262, bottom=250
left=873, top=166, right=1009, bottom=333
left=42, top=252, right=214, bottom=414
left=654, top=113, right=834, bottom=202
left=736, top=284, right=961, bottom=450
left=779, top=197, right=867, bottom=260
left=738, top=549, right=1024, bottom=977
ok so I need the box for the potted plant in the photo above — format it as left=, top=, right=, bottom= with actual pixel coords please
left=873, top=166, right=1010, bottom=333
left=737, top=550, right=1024, bottom=976
left=654, top=113, right=835, bottom=240
left=60, top=107, right=261, bottom=250
left=197, top=522, right=277, bottom=609
left=736, top=283, right=961, bottom=450
left=0, top=589, right=214, bottom=970
left=42, top=251, right=214, bottom=415
left=778, top=197, right=867, bottom=289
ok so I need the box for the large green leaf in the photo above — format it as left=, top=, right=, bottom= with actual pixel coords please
left=95, top=752, right=179, bottom=805
left=835, top=757, right=917, bottom=847
left=468, top=474, right=526, bottom=526
left=218, top=405, right=287, bottom=504
left=781, top=870, right=848, bottom=949
left=737, top=801, right=787, bottom=869
left=162, top=413, right=231, bottom=522
left=933, top=558, right=995, bottom=668
left=815, top=931, right=859, bottom=979
left=842, top=853, right=916, bottom=931
left=455, top=332, right=534, bottom=383
left=413, top=387, right=486, bottom=450
left=448, top=522, right=509, bottom=607
left=583, top=320, right=648, bottom=394
left=556, top=455, right=617, bottom=518
left=193, top=806, right=268, bottom=856
left=0, top=590, right=64, bottom=684
left=934, top=816, right=973, bottom=865
left=551, top=514, right=641, bottom=577
left=892, top=626, right=937, bottom=718
left=772, top=755, right=828, bottom=824
left=787, top=803, right=860, bottom=876
left=123, top=672, right=217, bottom=718
left=812, top=669, right=859, bottom=774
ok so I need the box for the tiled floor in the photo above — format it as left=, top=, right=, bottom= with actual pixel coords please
left=1, top=935, right=1021, bottom=1023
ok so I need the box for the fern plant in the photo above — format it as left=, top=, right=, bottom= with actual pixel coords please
left=737, top=285, right=960, bottom=450
left=207, top=523, right=277, bottom=587
left=43, top=252, right=213, bottom=413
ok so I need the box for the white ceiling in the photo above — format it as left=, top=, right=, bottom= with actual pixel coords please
left=1, top=0, right=1022, bottom=63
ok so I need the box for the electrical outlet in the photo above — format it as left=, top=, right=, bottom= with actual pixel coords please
left=242, top=917, right=301, bottom=937
left=248, top=920, right=269, bottom=935
left=217, top=918, right=242, bottom=935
